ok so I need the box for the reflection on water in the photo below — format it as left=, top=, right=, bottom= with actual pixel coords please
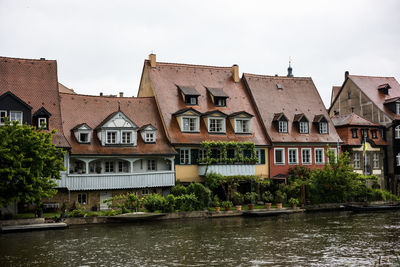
left=1, top=211, right=400, bottom=266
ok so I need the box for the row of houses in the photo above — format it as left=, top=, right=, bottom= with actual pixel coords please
left=0, top=55, right=398, bottom=211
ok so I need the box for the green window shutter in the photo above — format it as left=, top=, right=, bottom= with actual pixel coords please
left=175, top=149, right=180, bottom=165
left=191, top=149, right=199, bottom=164
left=260, top=149, right=266, bottom=164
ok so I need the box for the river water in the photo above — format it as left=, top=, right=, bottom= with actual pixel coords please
left=1, top=211, right=400, bottom=266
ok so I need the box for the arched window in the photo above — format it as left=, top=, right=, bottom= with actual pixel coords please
left=395, top=125, right=400, bottom=139
left=397, top=153, right=400, bottom=166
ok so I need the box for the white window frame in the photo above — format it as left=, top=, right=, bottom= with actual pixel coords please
left=0, top=110, right=6, bottom=125
left=235, top=118, right=251, bottom=133
left=79, top=132, right=90, bottom=143
left=319, top=122, right=328, bottom=134
left=181, top=116, right=200, bottom=132
left=278, top=120, right=288, bottom=133
left=38, top=117, right=47, bottom=128
left=118, top=161, right=129, bottom=173
left=288, top=148, right=298, bottom=165
left=373, top=153, right=379, bottom=169
left=315, top=148, right=325, bottom=165
left=106, top=130, right=118, bottom=144
left=10, top=111, right=23, bottom=124
left=396, top=102, right=400, bottom=115
left=190, top=97, right=197, bottom=105
left=147, top=159, right=157, bottom=171
left=121, top=131, right=132, bottom=144
left=274, top=148, right=285, bottom=165
left=199, top=148, right=206, bottom=161
left=208, top=117, right=225, bottom=133
left=105, top=161, right=114, bottom=173
left=145, top=132, right=155, bottom=142
left=299, top=121, right=308, bottom=134
left=395, top=126, right=400, bottom=139
left=301, top=148, right=312, bottom=165
left=215, top=98, right=226, bottom=107
left=354, top=153, right=361, bottom=169
left=180, top=148, right=191, bottom=165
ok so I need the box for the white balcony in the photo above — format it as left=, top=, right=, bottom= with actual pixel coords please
left=198, top=164, right=255, bottom=176
left=55, top=171, right=175, bottom=191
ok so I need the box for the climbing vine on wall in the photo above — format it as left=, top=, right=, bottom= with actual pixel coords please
left=199, top=141, right=258, bottom=164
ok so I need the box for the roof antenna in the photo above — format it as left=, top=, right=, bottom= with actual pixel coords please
left=118, top=100, right=121, bottom=111
left=287, top=57, right=293, bottom=77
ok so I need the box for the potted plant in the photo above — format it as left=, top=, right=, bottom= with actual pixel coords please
left=244, top=192, right=258, bottom=210
left=213, top=195, right=221, bottom=212
left=288, top=198, right=299, bottom=209
left=232, top=192, right=244, bottom=211
left=222, top=201, right=233, bottom=211
left=275, top=190, right=287, bottom=209
left=96, top=166, right=102, bottom=174
left=262, top=191, right=274, bottom=209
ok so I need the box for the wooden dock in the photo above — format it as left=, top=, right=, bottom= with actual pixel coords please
left=1, top=223, right=68, bottom=233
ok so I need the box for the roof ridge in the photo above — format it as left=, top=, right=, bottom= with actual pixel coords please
left=60, top=92, right=150, bottom=100
left=145, top=59, right=232, bottom=70
left=243, top=72, right=312, bottom=80
left=349, top=74, right=396, bottom=79
left=0, top=56, right=56, bottom=62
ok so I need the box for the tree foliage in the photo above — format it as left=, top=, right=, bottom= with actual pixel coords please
left=0, top=120, right=65, bottom=207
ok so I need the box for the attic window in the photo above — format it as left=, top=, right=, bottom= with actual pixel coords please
left=276, top=84, right=283, bottom=90
left=378, top=83, right=391, bottom=95
left=207, top=88, right=228, bottom=107
left=396, top=103, right=400, bottom=115
left=185, top=96, right=198, bottom=105
left=178, top=86, right=200, bottom=106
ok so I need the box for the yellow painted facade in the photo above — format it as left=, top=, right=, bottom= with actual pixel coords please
left=176, top=165, right=204, bottom=183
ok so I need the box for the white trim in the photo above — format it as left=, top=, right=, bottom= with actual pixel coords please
left=234, top=118, right=251, bottom=133
left=38, top=117, right=47, bottom=128
left=181, top=116, right=200, bottom=132
left=106, top=130, right=118, bottom=144
left=288, top=148, right=298, bottom=164
left=299, top=121, right=308, bottom=133
left=314, top=148, right=325, bottom=165
left=354, top=153, right=361, bottom=169
left=301, top=148, right=312, bottom=165
left=395, top=125, right=400, bottom=139
left=0, top=110, right=7, bottom=125
left=319, top=122, right=328, bottom=134
left=278, top=120, right=288, bottom=133
left=180, top=148, right=191, bottom=165
left=208, top=117, right=226, bottom=133
left=121, top=130, right=133, bottom=144
left=274, top=148, right=285, bottom=165
left=10, top=110, right=23, bottom=124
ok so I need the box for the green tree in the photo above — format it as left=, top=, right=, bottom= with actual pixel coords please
left=0, top=120, right=65, bottom=210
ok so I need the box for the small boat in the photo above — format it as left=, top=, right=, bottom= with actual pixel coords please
left=346, top=204, right=400, bottom=212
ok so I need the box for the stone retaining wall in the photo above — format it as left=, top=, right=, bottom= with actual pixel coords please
left=0, top=218, right=45, bottom=227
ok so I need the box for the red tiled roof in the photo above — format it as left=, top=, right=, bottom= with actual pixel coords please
left=144, top=60, right=270, bottom=146
left=0, top=56, right=69, bottom=148
left=348, top=75, right=400, bottom=119
left=243, top=73, right=341, bottom=144
left=60, top=93, right=176, bottom=155
left=331, top=113, right=380, bottom=127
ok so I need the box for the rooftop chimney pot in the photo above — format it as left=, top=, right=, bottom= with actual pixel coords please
left=40, top=58, right=45, bottom=60
left=119, top=92, right=124, bottom=97
left=100, top=92, right=103, bottom=96
left=232, top=64, right=239, bottom=83
left=149, top=54, right=156, bottom=68
left=345, top=71, right=349, bottom=80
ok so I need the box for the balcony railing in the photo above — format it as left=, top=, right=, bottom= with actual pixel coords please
left=56, top=171, right=175, bottom=190
left=198, top=164, right=255, bottom=176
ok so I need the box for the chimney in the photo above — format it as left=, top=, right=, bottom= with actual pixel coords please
left=119, top=92, right=124, bottom=97
left=232, top=64, right=239, bottom=83
left=345, top=71, right=349, bottom=80
left=100, top=92, right=103, bottom=96
left=149, top=54, right=156, bottom=68
left=40, top=58, right=46, bottom=60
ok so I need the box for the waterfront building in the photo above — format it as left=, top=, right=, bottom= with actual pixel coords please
left=331, top=113, right=387, bottom=188
left=329, top=72, right=400, bottom=193
left=242, top=64, right=341, bottom=181
left=137, top=54, right=270, bottom=182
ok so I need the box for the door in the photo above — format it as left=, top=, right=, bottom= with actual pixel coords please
left=100, top=191, right=112, bottom=210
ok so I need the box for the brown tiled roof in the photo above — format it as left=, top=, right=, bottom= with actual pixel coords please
left=138, top=124, right=156, bottom=131
left=0, top=56, right=70, bottom=148
left=293, top=113, right=307, bottom=122
left=331, top=113, right=380, bottom=127
left=143, top=60, right=270, bottom=146
left=347, top=75, right=400, bottom=119
left=383, top=97, right=400, bottom=104
left=60, top=93, right=176, bottom=155
left=207, top=87, right=228, bottom=97
left=334, top=123, right=387, bottom=147
left=58, top=83, right=76, bottom=94
left=178, top=85, right=200, bottom=96
left=331, top=86, right=341, bottom=105
left=244, top=73, right=341, bottom=143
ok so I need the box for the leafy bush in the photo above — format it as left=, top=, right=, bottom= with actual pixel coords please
left=175, top=193, right=199, bottom=211
left=221, top=201, right=233, bottom=208
left=143, top=193, right=166, bottom=212
left=262, top=191, right=274, bottom=203
left=164, top=194, right=176, bottom=212
left=187, top=183, right=211, bottom=208
left=212, top=195, right=220, bottom=207
left=275, top=190, right=287, bottom=204
left=171, top=184, right=187, bottom=196
left=288, top=198, right=299, bottom=206
left=67, top=209, right=86, bottom=218
left=244, top=192, right=258, bottom=204
left=232, top=192, right=244, bottom=206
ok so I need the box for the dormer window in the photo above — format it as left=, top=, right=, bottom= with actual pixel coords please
left=236, top=119, right=251, bottom=133
left=183, top=117, right=200, bottom=132
left=207, top=87, right=228, bottom=107
left=72, top=123, right=92, bottom=144
left=319, top=122, right=328, bottom=134
left=299, top=122, right=308, bottom=133
left=33, top=107, right=51, bottom=130
left=96, top=111, right=138, bottom=146
left=273, top=113, right=288, bottom=133
left=38, top=117, right=47, bottom=128
left=229, top=111, right=253, bottom=134
left=178, top=85, right=200, bottom=106
left=209, top=118, right=225, bottom=133
left=279, top=121, right=288, bottom=133
left=378, top=83, right=391, bottom=95
left=0, top=91, right=32, bottom=126
left=139, top=124, right=157, bottom=143
left=396, top=103, right=400, bottom=115
left=10, top=111, right=23, bottom=124
left=294, top=114, right=309, bottom=134
left=121, top=131, right=132, bottom=144
left=313, top=115, right=328, bottom=134
left=106, top=131, right=117, bottom=144
left=0, top=110, right=7, bottom=125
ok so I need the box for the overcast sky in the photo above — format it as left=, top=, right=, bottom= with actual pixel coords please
left=1, top=0, right=399, bottom=107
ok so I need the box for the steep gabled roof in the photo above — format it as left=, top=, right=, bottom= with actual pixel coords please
left=141, top=60, right=270, bottom=146
left=0, top=56, right=69, bottom=148
left=207, top=87, right=228, bottom=98
left=95, top=111, right=138, bottom=130
left=243, top=73, right=340, bottom=143
left=33, top=107, right=51, bottom=117
left=331, top=113, right=380, bottom=127
left=60, top=93, right=175, bottom=155
left=330, top=86, right=341, bottom=106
